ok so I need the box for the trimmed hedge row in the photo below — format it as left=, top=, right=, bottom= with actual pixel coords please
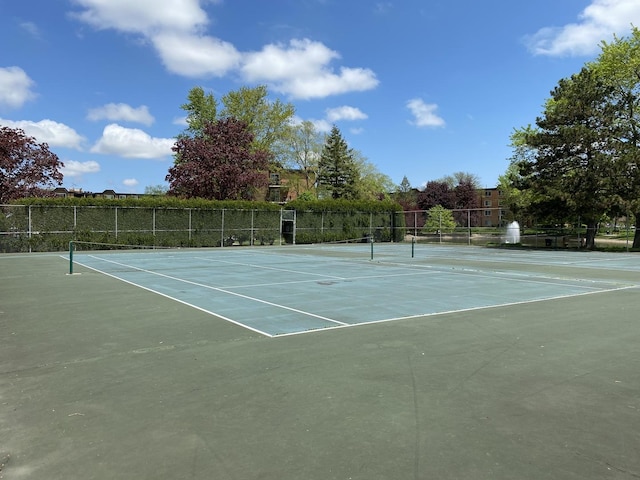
left=1, top=198, right=405, bottom=252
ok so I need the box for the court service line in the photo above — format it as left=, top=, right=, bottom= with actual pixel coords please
left=83, top=255, right=349, bottom=327
left=195, top=256, right=347, bottom=280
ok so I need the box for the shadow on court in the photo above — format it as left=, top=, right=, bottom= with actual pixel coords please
left=1, top=250, right=639, bottom=479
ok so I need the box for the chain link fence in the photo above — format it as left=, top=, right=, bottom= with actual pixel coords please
left=0, top=204, right=403, bottom=253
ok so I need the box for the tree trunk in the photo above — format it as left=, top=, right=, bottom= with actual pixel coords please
left=584, top=220, right=598, bottom=249
left=633, top=210, right=640, bottom=249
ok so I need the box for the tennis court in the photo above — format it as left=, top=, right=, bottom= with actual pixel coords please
left=2, top=243, right=640, bottom=479
left=67, top=243, right=638, bottom=337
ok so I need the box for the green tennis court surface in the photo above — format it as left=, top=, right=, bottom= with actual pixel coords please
left=2, top=244, right=640, bottom=479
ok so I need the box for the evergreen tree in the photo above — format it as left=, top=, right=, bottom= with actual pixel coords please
left=514, top=68, right=617, bottom=248
left=316, top=126, right=359, bottom=199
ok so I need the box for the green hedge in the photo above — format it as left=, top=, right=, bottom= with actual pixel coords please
left=1, top=198, right=405, bottom=252
left=285, top=199, right=405, bottom=244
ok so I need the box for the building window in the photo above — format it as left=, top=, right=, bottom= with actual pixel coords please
left=484, top=210, right=492, bottom=216
left=270, top=173, right=280, bottom=185
left=268, top=187, right=281, bottom=202
left=484, top=200, right=492, bottom=207
left=485, top=190, right=492, bottom=197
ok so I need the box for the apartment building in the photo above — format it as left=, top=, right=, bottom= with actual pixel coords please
left=478, top=187, right=508, bottom=227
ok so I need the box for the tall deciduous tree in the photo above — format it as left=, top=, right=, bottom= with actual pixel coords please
left=592, top=26, right=640, bottom=248
left=180, top=86, right=218, bottom=138
left=284, top=120, right=322, bottom=193
left=352, top=150, right=395, bottom=200
left=316, top=125, right=359, bottom=199
left=220, top=85, right=295, bottom=164
left=0, top=127, right=64, bottom=203
left=417, top=180, right=454, bottom=211
left=178, top=85, right=295, bottom=164
left=166, top=119, right=269, bottom=200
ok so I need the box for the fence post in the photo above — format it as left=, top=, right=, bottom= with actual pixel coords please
left=221, top=209, right=225, bottom=247
left=251, top=209, right=255, bottom=246
left=28, top=205, right=32, bottom=253
left=115, top=206, right=118, bottom=239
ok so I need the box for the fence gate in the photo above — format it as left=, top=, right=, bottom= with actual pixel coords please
left=281, top=209, right=296, bottom=244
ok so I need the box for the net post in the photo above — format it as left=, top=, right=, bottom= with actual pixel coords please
left=412, top=236, right=415, bottom=258
left=370, top=237, right=374, bottom=260
left=69, top=240, right=74, bottom=275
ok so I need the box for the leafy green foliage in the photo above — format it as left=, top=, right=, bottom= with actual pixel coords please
left=286, top=198, right=404, bottom=243
left=512, top=67, right=617, bottom=248
left=421, top=205, right=456, bottom=234
left=1, top=198, right=403, bottom=252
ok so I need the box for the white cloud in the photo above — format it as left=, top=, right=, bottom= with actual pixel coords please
left=0, top=118, right=85, bottom=149
left=87, top=103, right=155, bottom=126
left=326, top=106, right=368, bottom=122
left=311, top=119, right=332, bottom=133
left=525, top=0, right=640, bottom=56
left=61, top=160, right=101, bottom=178
left=90, top=123, right=174, bottom=159
left=241, top=39, right=378, bottom=99
left=406, top=99, right=445, bottom=128
left=172, top=116, right=188, bottom=126
left=20, top=22, right=42, bottom=39
left=0, top=67, right=36, bottom=109
left=122, top=178, right=139, bottom=187
left=152, top=31, right=240, bottom=77
left=70, top=0, right=209, bottom=35
left=71, top=1, right=378, bottom=99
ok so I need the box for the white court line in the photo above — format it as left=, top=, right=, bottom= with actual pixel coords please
left=361, top=259, right=620, bottom=291
left=81, top=254, right=348, bottom=328
left=70, top=259, right=275, bottom=337
left=195, top=256, right=346, bottom=280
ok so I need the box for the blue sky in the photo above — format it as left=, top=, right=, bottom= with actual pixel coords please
left=1, top=0, right=639, bottom=194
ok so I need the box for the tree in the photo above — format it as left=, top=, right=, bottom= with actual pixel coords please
left=591, top=26, right=640, bottom=248
left=316, top=125, right=359, bottom=199
left=512, top=68, right=617, bottom=248
left=0, top=127, right=63, bottom=203
left=144, top=184, right=168, bottom=195
left=166, top=118, right=269, bottom=200
left=180, top=86, right=218, bottom=138
left=450, top=173, right=481, bottom=226
left=417, top=180, right=454, bottom=210
left=421, top=205, right=456, bottom=234
left=220, top=85, right=295, bottom=164
left=178, top=85, right=295, bottom=164
left=284, top=120, right=322, bottom=194
left=352, top=150, right=395, bottom=200
left=499, top=127, right=539, bottom=224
